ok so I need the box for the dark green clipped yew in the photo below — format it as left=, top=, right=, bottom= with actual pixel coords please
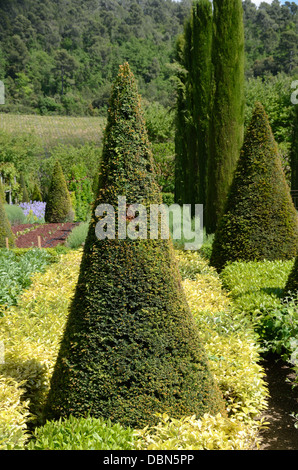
left=210, top=102, right=298, bottom=272
left=43, top=63, right=225, bottom=428
left=45, top=161, right=73, bottom=223
left=0, top=180, right=15, bottom=248
left=284, top=256, right=298, bottom=296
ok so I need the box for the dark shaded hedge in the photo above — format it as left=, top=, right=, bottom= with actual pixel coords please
left=284, top=256, right=297, bottom=296
left=45, top=161, right=73, bottom=223
left=43, top=63, right=225, bottom=428
left=210, top=102, right=298, bottom=272
left=0, top=181, right=15, bottom=248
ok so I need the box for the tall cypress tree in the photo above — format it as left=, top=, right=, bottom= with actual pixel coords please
left=291, top=104, right=298, bottom=191
left=175, top=0, right=213, bottom=210
left=206, top=0, right=245, bottom=234
left=43, top=63, right=225, bottom=428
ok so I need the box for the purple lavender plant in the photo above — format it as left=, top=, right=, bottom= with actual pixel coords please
left=19, top=201, right=46, bottom=223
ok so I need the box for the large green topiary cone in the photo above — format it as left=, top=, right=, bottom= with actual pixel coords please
left=43, top=63, right=225, bottom=428
left=210, top=102, right=298, bottom=272
left=0, top=181, right=15, bottom=248
left=284, top=256, right=298, bottom=296
left=45, top=161, right=73, bottom=223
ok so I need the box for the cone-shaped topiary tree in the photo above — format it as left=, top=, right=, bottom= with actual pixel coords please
left=0, top=181, right=15, bottom=248
left=210, top=102, right=298, bottom=272
left=43, top=63, right=225, bottom=428
left=284, top=257, right=298, bottom=296
left=20, top=174, right=29, bottom=203
left=45, top=161, right=73, bottom=223
left=31, top=183, right=42, bottom=202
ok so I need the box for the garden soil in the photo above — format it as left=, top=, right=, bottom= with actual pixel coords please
left=259, top=354, right=298, bottom=450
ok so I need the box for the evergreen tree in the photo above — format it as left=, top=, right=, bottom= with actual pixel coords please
left=175, top=0, right=213, bottom=210
left=206, top=0, right=245, bottom=234
left=0, top=180, right=15, bottom=248
left=0, top=180, right=5, bottom=203
left=210, top=102, right=298, bottom=272
left=43, top=63, right=225, bottom=428
left=31, top=183, right=42, bottom=202
left=20, top=174, right=29, bottom=203
left=45, top=161, right=73, bottom=223
left=291, top=104, right=298, bottom=191
left=284, top=256, right=298, bottom=296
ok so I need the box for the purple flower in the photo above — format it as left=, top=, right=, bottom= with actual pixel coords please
left=19, top=201, right=46, bottom=221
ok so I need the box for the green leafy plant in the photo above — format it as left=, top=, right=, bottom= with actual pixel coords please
left=27, top=415, right=136, bottom=450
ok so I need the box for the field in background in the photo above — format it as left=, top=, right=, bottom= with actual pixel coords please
left=0, top=113, right=106, bottom=150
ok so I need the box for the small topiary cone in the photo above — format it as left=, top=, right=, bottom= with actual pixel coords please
left=45, top=161, right=73, bottom=223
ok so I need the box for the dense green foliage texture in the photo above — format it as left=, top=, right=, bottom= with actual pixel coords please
left=284, top=256, right=298, bottom=296
left=0, top=180, right=15, bottom=248
left=210, top=102, right=298, bottom=272
left=44, top=160, right=73, bottom=223
left=175, top=0, right=212, bottom=209
left=43, top=63, right=225, bottom=428
left=206, top=0, right=245, bottom=234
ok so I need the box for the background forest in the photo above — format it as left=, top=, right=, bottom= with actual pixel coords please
left=0, top=0, right=297, bottom=115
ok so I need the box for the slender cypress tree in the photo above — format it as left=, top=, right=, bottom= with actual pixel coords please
left=206, top=0, right=245, bottom=234
left=175, top=0, right=213, bottom=209
left=20, top=174, right=29, bottom=203
left=290, top=104, right=298, bottom=191
left=210, top=102, right=298, bottom=272
left=43, top=63, right=225, bottom=428
left=0, top=181, right=15, bottom=248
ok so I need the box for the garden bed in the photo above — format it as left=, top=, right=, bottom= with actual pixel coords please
left=11, top=223, right=78, bottom=248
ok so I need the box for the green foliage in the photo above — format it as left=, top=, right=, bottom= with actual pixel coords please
left=206, top=0, right=245, bottom=234
left=135, top=412, right=262, bottom=450
left=220, top=258, right=298, bottom=378
left=45, top=161, right=73, bottom=223
left=284, top=256, right=298, bottom=296
left=67, top=164, right=93, bottom=221
left=31, top=184, right=42, bottom=202
left=19, top=174, right=29, bottom=203
left=291, top=105, right=298, bottom=190
left=0, top=248, right=54, bottom=314
left=65, top=222, right=88, bottom=249
left=43, top=63, right=225, bottom=428
left=0, top=249, right=269, bottom=450
left=175, top=0, right=213, bottom=209
left=4, top=204, right=26, bottom=225
left=0, top=196, right=15, bottom=249
left=210, top=102, right=298, bottom=272
left=27, top=415, right=136, bottom=450
left=0, top=376, right=31, bottom=450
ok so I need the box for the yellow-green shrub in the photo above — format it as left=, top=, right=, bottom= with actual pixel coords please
left=0, top=376, right=30, bottom=449
left=178, top=251, right=269, bottom=425
left=135, top=412, right=263, bottom=450
left=0, top=250, right=82, bottom=430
